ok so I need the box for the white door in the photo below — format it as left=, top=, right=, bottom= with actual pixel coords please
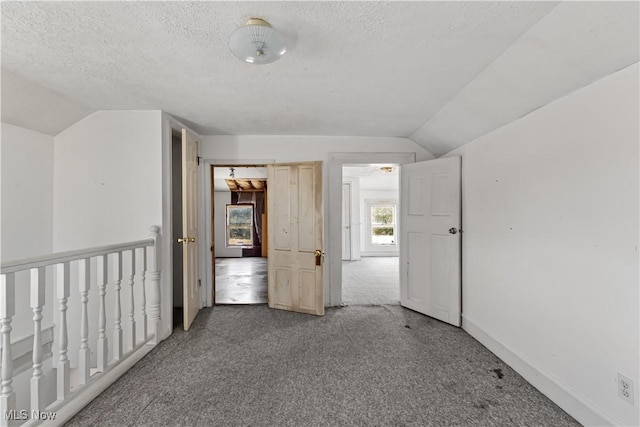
left=268, top=161, right=324, bottom=316
left=341, top=182, right=352, bottom=261
left=400, top=156, right=461, bottom=326
left=182, top=129, right=200, bottom=330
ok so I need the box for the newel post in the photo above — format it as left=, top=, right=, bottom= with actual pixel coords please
left=147, top=226, right=162, bottom=344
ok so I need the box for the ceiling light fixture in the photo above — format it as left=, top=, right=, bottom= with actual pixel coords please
left=229, top=18, right=287, bottom=65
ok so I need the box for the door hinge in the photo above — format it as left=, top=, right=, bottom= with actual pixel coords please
left=197, top=156, right=202, bottom=165
left=198, top=279, right=202, bottom=287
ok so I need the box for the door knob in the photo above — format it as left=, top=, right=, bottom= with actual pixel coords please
left=189, top=237, right=196, bottom=243
left=177, top=237, right=187, bottom=243
left=449, top=228, right=458, bottom=235
left=314, top=250, right=324, bottom=266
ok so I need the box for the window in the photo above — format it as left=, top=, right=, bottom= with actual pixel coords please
left=226, top=204, right=254, bottom=247
left=370, top=204, right=396, bottom=245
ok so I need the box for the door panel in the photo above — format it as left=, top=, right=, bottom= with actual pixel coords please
left=268, top=161, right=324, bottom=316
left=182, top=129, right=200, bottom=330
left=298, top=165, right=316, bottom=252
left=274, top=268, right=291, bottom=306
left=273, top=167, right=292, bottom=250
left=400, top=157, right=461, bottom=327
left=406, top=232, right=425, bottom=302
left=299, top=270, right=316, bottom=310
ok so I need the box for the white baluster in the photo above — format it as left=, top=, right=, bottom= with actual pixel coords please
left=127, top=250, right=136, bottom=350
left=139, top=247, right=148, bottom=340
left=30, top=267, right=45, bottom=412
left=56, top=262, right=70, bottom=401
left=113, top=252, right=123, bottom=361
left=0, top=273, right=16, bottom=427
left=97, top=254, right=108, bottom=372
left=78, top=258, right=91, bottom=384
left=148, top=226, right=162, bottom=344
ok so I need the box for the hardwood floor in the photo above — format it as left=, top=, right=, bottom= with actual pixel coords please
left=214, top=257, right=267, bottom=304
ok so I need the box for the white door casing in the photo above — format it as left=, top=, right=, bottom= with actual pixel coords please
left=342, top=183, right=352, bottom=261
left=182, top=129, right=200, bottom=330
left=328, top=152, right=415, bottom=307
left=400, top=156, right=461, bottom=326
left=268, top=161, right=324, bottom=316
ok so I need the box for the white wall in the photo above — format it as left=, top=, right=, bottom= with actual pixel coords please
left=1, top=123, right=54, bottom=260
left=199, top=135, right=432, bottom=163
left=1, top=123, right=56, bottom=341
left=447, top=63, right=639, bottom=426
left=214, top=191, right=242, bottom=258
left=53, top=111, right=163, bottom=250
left=53, top=110, right=164, bottom=365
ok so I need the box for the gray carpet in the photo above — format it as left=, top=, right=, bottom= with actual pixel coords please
left=67, top=305, right=579, bottom=426
left=342, top=258, right=400, bottom=305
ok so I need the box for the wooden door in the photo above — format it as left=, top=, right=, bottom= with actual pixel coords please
left=182, top=129, right=200, bottom=330
left=268, top=162, right=324, bottom=316
left=400, top=157, right=461, bottom=326
left=341, top=183, right=352, bottom=261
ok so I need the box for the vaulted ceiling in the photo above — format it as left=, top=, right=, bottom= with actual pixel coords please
left=2, top=1, right=638, bottom=156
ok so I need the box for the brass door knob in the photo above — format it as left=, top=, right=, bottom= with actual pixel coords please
left=177, top=237, right=187, bottom=243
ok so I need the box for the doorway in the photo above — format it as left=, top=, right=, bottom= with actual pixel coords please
left=211, top=165, right=268, bottom=305
left=171, top=131, right=184, bottom=327
left=341, top=164, right=400, bottom=305
left=171, top=128, right=200, bottom=330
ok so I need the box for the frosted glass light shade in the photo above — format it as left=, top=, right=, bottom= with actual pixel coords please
left=229, top=18, right=287, bottom=65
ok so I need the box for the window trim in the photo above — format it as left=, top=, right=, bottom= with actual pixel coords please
left=366, top=200, right=397, bottom=247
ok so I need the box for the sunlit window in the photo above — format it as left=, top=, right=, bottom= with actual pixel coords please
left=226, top=204, right=254, bottom=247
left=370, top=204, right=396, bottom=245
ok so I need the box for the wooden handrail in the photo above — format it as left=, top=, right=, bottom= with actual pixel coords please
left=0, top=239, right=154, bottom=274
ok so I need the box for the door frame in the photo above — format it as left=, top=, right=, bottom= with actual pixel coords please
left=341, top=182, right=352, bottom=261
left=201, top=159, right=275, bottom=307
left=161, top=114, right=202, bottom=340
left=328, top=152, right=416, bottom=306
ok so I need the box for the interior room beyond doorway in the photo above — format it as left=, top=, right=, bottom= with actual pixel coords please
left=212, top=166, right=268, bottom=305
left=342, top=164, right=400, bottom=305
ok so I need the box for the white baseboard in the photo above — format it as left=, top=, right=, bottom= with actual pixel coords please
left=360, top=252, right=399, bottom=257
left=462, top=315, right=621, bottom=427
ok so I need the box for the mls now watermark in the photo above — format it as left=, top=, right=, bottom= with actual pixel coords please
left=4, top=410, right=57, bottom=421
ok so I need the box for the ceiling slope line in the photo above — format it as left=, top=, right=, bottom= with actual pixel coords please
left=407, top=2, right=562, bottom=149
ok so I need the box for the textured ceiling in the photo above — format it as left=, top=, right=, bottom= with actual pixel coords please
left=2, top=1, right=638, bottom=156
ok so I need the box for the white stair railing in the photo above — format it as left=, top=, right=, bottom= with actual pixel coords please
left=0, top=226, right=162, bottom=426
